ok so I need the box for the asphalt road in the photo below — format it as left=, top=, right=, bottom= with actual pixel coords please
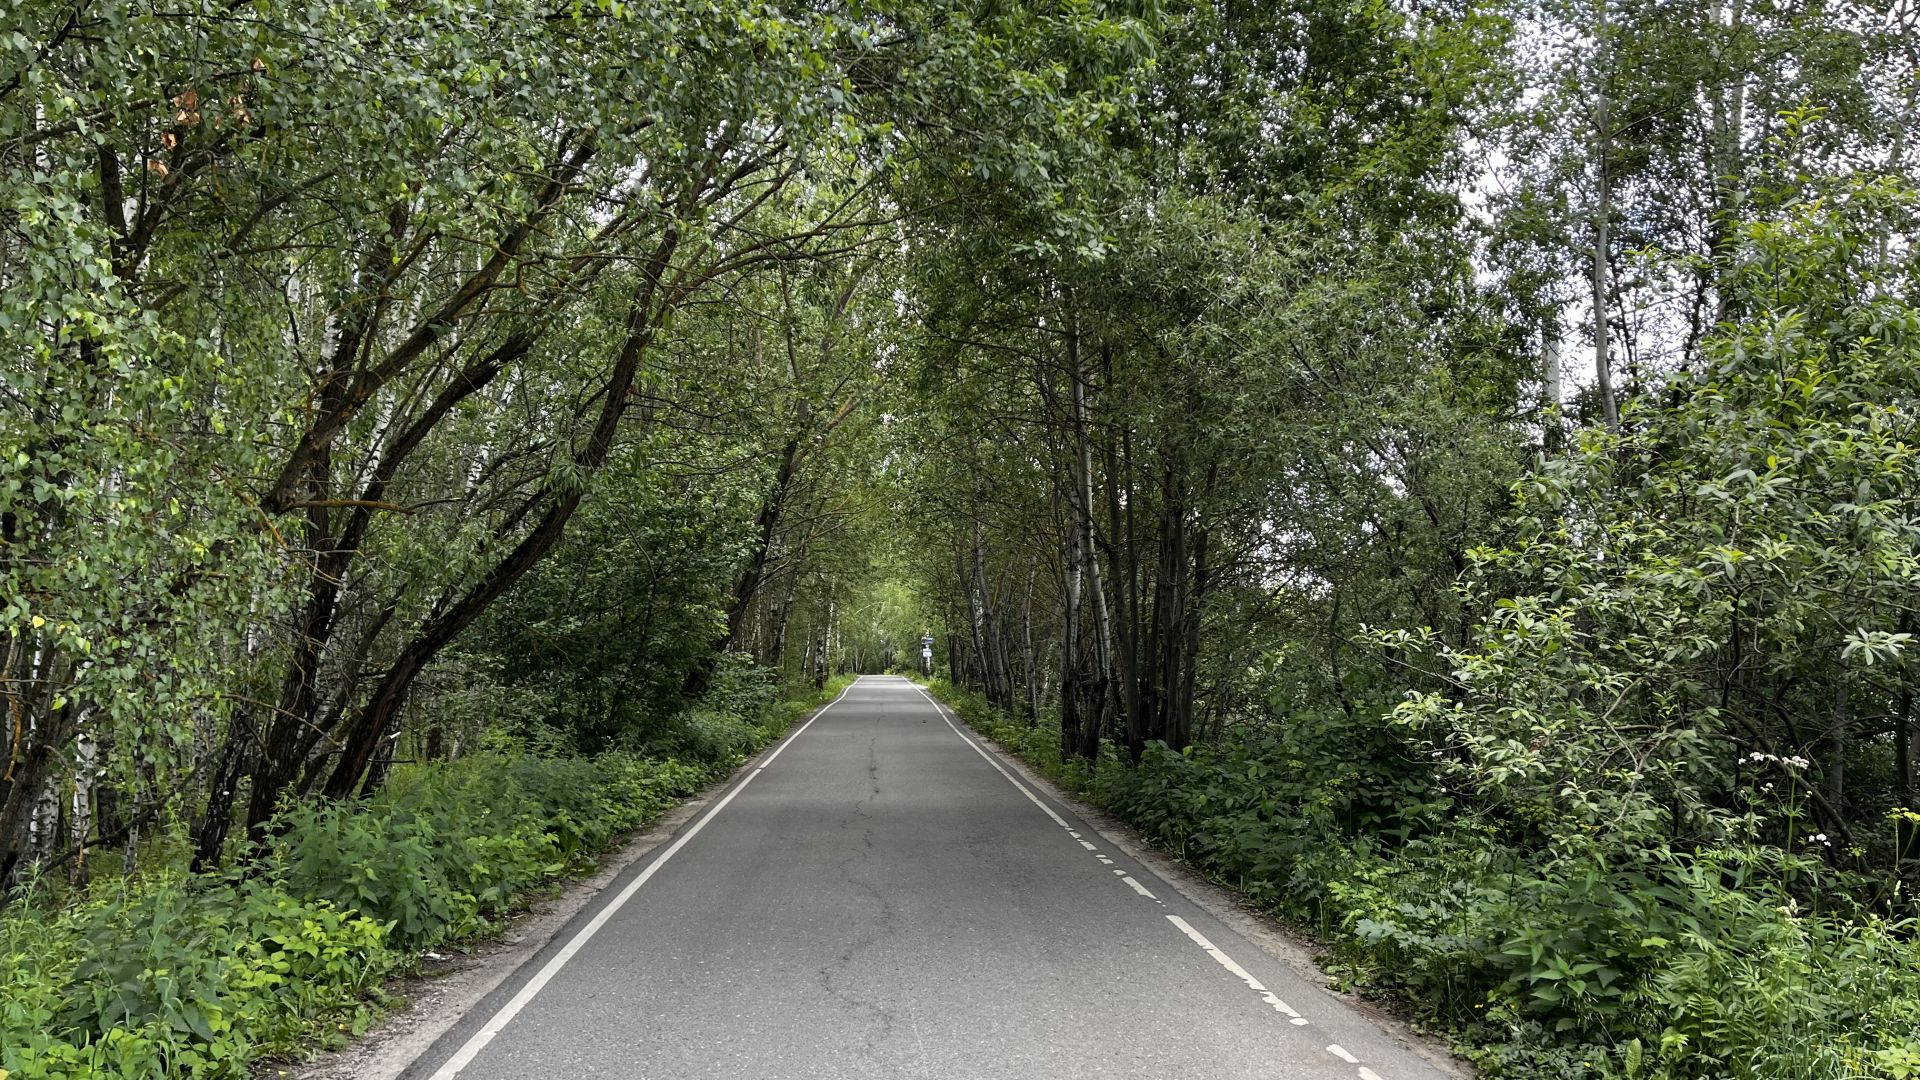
left=404, top=675, right=1451, bottom=1080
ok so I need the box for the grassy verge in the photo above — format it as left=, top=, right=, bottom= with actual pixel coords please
left=920, top=680, right=1920, bottom=1080
left=0, top=675, right=852, bottom=1080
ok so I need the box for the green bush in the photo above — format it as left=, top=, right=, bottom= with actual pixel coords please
left=1, top=673, right=840, bottom=1079
left=262, top=753, right=708, bottom=952
left=932, top=685, right=1920, bottom=1080
left=1, top=874, right=392, bottom=1079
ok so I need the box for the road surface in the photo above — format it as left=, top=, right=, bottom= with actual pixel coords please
left=404, top=675, right=1452, bottom=1080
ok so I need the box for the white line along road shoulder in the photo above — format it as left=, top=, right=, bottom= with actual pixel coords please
left=422, top=678, right=864, bottom=1080
left=1165, top=915, right=1310, bottom=1027
left=900, top=679, right=1421, bottom=1080
left=907, top=683, right=1328, bottom=1031
left=910, top=684, right=1073, bottom=831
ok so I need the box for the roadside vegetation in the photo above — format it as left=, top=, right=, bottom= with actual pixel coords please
left=5, top=0, right=1919, bottom=1078
left=1, top=669, right=848, bottom=1078
left=3, top=0, right=1131, bottom=1072
left=947, top=673, right=1920, bottom=1078
left=913, top=174, right=1920, bottom=1077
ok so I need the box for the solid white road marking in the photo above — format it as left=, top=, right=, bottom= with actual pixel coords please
left=425, top=678, right=864, bottom=1079
left=912, top=683, right=1325, bottom=1034
left=1328, top=1045, right=1360, bottom=1064
left=1165, top=914, right=1306, bottom=1024
left=912, top=686, right=1073, bottom=830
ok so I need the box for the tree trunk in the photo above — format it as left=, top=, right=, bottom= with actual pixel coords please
left=972, top=520, right=1016, bottom=709
left=1066, top=319, right=1111, bottom=763
left=962, top=543, right=988, bottom=693
left=1150, top=460, right=1188, bottom=752
left=0, top=647, right=71, bottom=890
left=1171, top=520, right=1209, bottom=752
left=1591, top=0, right=1621, bottom=432
left=1543, top=327, right=1565, bottom=453
left=228, top=331, right=532, bottom=846
left=67, top=724, right=96, bottom=888
left=317, top=230, right=681, bottom=800
left=190, top=712, right=257, bottom=870
left=1101, top=344, right=1144, bottom=764
left=1021, top=561, right=1040, bottom=723
left=1059, top=483, right=1085, bottom=763
left=1707, top=0, right=1748, bottom=323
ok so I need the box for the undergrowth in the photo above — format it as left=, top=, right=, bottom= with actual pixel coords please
left=924, top=679, right=1920, bottom=1080
left=0, top=673, right=850, bottom=1079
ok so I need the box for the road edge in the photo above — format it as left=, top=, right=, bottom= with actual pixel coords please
left=911, top=685, right=1474, bottom=1080
left=270, top=683, right=856, bottom=1080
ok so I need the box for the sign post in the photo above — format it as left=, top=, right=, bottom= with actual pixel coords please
left=920, top=634, right=935, bottom=678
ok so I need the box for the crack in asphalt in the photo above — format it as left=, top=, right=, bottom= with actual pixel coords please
left=817, top=724, right=905, bottom=1067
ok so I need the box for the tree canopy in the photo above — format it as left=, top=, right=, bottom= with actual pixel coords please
left=4, top=0, right=1920, bottom=1076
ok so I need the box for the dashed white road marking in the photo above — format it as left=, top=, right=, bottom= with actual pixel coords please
left=424, top=678, right=864, bottom=1079
left=910, top=683, right=1355, bottom=1051
left=1359, top=1069, right=1386, bottom=1080
left=1166, top=914, right=1307, bottom=1025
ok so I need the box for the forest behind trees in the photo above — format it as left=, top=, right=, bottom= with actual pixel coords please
left=4, top=0, right=1920, bottom=1077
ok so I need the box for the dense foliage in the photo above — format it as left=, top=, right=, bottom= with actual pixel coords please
left=0, top=0, right=1151, bottom=882
left=944, top=678, right=1920, bottom=1080
left=915, top=142, right=1920, bottom=1078
left=5, top=0, right=1919, bottom=1076
left=0, top=673, right=844, bottom=1077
